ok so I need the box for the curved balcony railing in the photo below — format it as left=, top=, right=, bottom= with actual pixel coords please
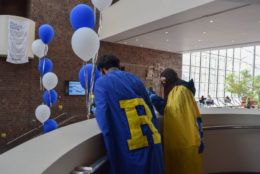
left=2, top=111, right=260, bottom=173
left=204, top=125, right=260, bottom=131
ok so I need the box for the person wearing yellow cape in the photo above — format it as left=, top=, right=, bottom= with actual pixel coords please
left=150, top=68, right=204, bottom=174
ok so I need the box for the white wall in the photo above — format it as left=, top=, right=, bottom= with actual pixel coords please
left=202, top=109, right=260, bottom=173
left=99, top=0, right=214, bottom=40
left=203, top=129, right=260, bottom=173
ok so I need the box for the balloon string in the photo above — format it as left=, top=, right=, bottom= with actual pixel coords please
left=86, top=10, right=102, bottom=119
left=40, top=44, right=48, bottom=91
left=85, top=8, right=102, bottom=119
left=98, top=13, right=102, bottom=35
left=94, top=7, right=97, bottom=24
left=89, top=56, right=97, bottom=102
left=43, top=44, right=48, bottom=58
left=42, top=58, right=46, bottom=92
left=38, top=57, right=42, bottom=91
left=84, top=62, right=89, bottom=119
left=48, top=90, right=52, bottom=107
left=87, top=55, right=98, bottom=119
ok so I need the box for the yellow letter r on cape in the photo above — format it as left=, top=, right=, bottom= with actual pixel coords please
left=120, top=98, right=161, bottom=150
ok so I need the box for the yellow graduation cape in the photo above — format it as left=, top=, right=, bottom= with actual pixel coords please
left=163, top=85, right=202, bottom=174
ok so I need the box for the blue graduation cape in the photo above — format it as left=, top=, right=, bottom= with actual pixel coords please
left=95, top=70, right=164, bottom=174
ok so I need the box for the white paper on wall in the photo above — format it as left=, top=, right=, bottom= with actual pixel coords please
left=7, top=18, right=30, bottom=64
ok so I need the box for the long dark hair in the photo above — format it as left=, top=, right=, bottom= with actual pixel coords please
left=161, top=68, right=183, bottom=100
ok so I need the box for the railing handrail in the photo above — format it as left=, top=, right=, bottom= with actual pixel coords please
left=74, top=156, right=108, bottom=174
left=203, top=125, right=260, bottom=131
left=7, top=112, right=68, bottom=145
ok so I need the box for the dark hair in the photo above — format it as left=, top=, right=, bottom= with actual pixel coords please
left=97, top=55, right=120, bottom=70
left=160, top=68, right=180, bottom=100
left=160, top=68, right=179, bottom=85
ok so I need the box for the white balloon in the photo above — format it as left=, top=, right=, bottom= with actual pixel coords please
left=42, top=72, right=58, bottom=90
left=35, top=105, right=51, bottom=123
left=91, top=0, right=113, bottom=11
left=31, top=39, right=48, bottom=58
left=71, top=27, right=100, bottom=62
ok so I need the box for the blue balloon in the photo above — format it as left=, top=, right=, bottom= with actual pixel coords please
left=43, top=119, right=58, bottom=133
left=78, top=64, right=101, bottom=92
left=38, top=58, right=53, bottom=75
left=43, top=90, right=58, bottom=107
left=70, top=4, right=95, bottom=30
left=39, top=24, right=54, bottom=44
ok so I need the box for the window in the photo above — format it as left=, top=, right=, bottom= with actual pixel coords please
left=255, top=46, right=260, bottom=76
left=182, top=53, right=190, bottom=65
left=182, top=44, right=260, bottom=106
left=241, top=46, right=254, bottom=75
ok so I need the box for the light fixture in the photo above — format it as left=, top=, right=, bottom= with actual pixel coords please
left=135, top=39, right=139, bottom=42
left=124, top=42, right=128, bottom=44
left=231, top=40, right=235, bottom=43
left=209, top=19, right=214, bottom=23
left=165, top=31, right=169, bottom=34
left=166, top=39, right=169, bottom=42
left=202, top=32, right=206, bottom=34
left=198, top=39, right=202, bottom=42
left=257, top=20, right=260, bottom=23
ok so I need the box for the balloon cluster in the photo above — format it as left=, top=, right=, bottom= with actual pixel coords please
left=32, top=24, right=58, bottom=133
left=70, top=4, right=99, bottom=62
left=69, top=1, right=112, bottom=118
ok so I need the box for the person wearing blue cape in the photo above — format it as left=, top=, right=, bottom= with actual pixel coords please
left=150, top=68, right=204, bottom=174
left=94, top=55, right=165, bottom=174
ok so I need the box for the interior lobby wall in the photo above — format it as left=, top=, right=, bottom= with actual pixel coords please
left=0, top=0, right=182, bottom=153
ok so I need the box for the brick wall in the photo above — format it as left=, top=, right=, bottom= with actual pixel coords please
left=99, top=42, right=182, bottom=94
left=0, top=0, right=182, bottom=153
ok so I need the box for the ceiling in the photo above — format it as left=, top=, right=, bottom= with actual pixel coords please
left=106, top=0, right=260, bottom=53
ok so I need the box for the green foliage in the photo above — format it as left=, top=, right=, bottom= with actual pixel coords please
left=252, top=75, right=260, bottom=101
left=225, top=70, right=260, bottom=101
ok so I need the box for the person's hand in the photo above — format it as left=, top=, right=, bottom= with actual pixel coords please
left=150, top=94, right=166, bottom=115
left=91, top=107, right=96, bottom=114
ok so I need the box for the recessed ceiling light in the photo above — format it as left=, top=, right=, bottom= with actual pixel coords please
left=209, top=19, right=214, bottom=23
left=166, top=39, right=169, bottom=42
left=202, top=32, right=206, bottom=34
left=232, top=40, right=235, bottom=43
left=165, top=31, right=169, bottom=34
left=198, top=39, right=202, bottom=42
left=257, top=20, right=260, bottom=23
left=135, top=39, right=139, bottom=42
left=242, top=32, right=246, bottom=35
